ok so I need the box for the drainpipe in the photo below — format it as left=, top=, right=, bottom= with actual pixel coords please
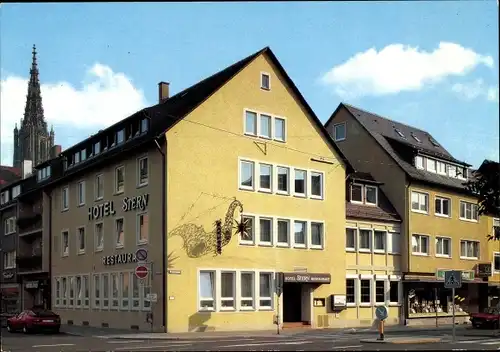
left=404, top=179, right=412, bottom=326
left=48, top=192, right=52, bottom=310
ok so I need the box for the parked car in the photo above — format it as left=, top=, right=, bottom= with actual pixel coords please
left=6, top=309, right=61, bottom=334
left=470, top=307, right=500, bottom=329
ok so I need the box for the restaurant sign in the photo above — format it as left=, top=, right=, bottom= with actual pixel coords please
left=102, top=253, right=137, bottom=266
left=283, top=272, right=331, bottom=284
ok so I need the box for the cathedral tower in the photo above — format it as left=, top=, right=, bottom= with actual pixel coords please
left=13, top=45, right=54, bottom=169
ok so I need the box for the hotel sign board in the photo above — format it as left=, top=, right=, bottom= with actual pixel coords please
left=88, top=194, right=149, bottom=221
left=283, top=272, right=331, bottom=284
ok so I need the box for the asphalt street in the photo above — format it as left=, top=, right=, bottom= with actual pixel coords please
left=3, top=328, right=500, bottom=351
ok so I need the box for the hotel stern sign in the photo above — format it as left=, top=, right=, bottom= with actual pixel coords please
left=88, top=194, right=149, bottom=221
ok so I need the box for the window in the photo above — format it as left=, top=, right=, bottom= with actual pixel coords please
left=138, top=157, right=149, bottom=186
left=95, top=174, right=104, bottom=200
left=259, top=218, right=272, bottom=245
left=37, top=166, right=51, bottom=182
left=240, top=215, right=255, bottom=244
left=346, top=279, right=355, bottom=304
left=3, top=251, right=16, bottom=269
left=294, top=221, right=306, bottom=247
left=81, top=149, right=87, bottom=161
left=437, top=161, right=446, bottom=175
left=220, top=272, right=235, bottom=309
left=245, top=111, right=257, bottom=135
left=261, top=73, right=270, bottom=90
left=374, top=231, right=386, bottom=252
left=259, top=272, right=273, bottom=308
left=395, top=129, right=405, bottom=138
left=121, top=272, right=130, bottom=309
left=199, top=271, right=215, bottom=310
left=436, top=237, right=451, bottom=257
left=259, top=164, right=272, bottom=191
left=111, top=273, right=119, bottom=309
left=74, top=151, right=80, bottom=164
left=310, top=172, right=323, bottom=199
left=346, top=228, right=356, bottom=250
left=460, top=201, right=478, bottom=221
left=61, top=231, right=69, bottom=256
left=359, top=229, right=371, bottom=251
left=460, top=240, right=480, bottom=259
left=311, top=222, right=324, bottom=248
left=435, top=197, right=450, bottom=217
left=116, top=129, right=125, bottom=144
left=102, top=273, right=109, bottom=308
left=365, top=185, right=377, bottom=205
left=274, top=118, right=285, bottom=142
left=140, top=118, right=149, bottom=133
left=77, top=227, right=85, bottom=253
left=375, top=281, right=385, bottom=303
left=277, top=219, right=289, bottom=246
left=389, top=281, right=399, bottom=304
left=93, top=275, right=100, bottom=309
left=62, top=186, right=69, bottom=210
left=137, top=213, right=149, bottom=244
left=427, top=158, right=436, bottom=173
left=4, top=217, right=16, bottom=235
left=411, top=191, right=428, bottom=213
left=494, top=253, right=500, bottom=273
left=55, top=278, right=61, bottom=307
left=94, top=141, right=101, bottom=155
left=76, top=276, right=82, bottom=307
left=259, top=114, right=271, bottom=138
left=69, top=277, right=75, bottom=306
left=240, top=160, right=254, bottom=190
left=12, top=185, right=21, bottom=198
left=277, top=166, right=289, bottom=193
left=62, top=277, right=68, bottom=306
left=77, top=181, right=85, bottom=206
left=360, top=279, right=371, bottom=304
left=115, top=166, right=125, bottom=194
left=351, top=184, right=363, bottom=202
left=95, top=223, right=104, bottom=251
left=412, top=234, right=429, bottom=255
left=411, top=133, right=421, bottom=143
left=115, top=218, right=124, bottom=248
left=333, top=123, right=346, bottom=141
left=415, top=157, right=425, bottom=169
left=0, top=191, right=9, bottom=205
left=448, top=165, right=457, bottom=178
left=240, top=272, right=255, bottom=309
left=83, top=275, right=89, bottom=307
left=294, top=169, right=306, bottom=196
left=388, top=232, right=400, bottom=254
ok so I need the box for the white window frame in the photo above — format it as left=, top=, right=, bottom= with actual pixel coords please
left=77, top=181, right=85, bottom=206
left=258, top=271, right=274, bottom=310
left=115, top=165, right=125, bottom=194
left=198, top=270, right=216, bottom=311
left=3, top=251, right=16, bottom=269
left=426, top=158, right=437, bottom=173
left=493, top=252, right=500, bottom=273
left=310, top=171, right=324, bottom=200
left=365, top=185, right=378, bottom=205
left=359, top=277, right=372, bottom=306
left=333, top=122, right=346, bottom=142
left=276, top=219, right=290, bottom=247
left=102, top=273, right=110, bottom=309
left=75, top=276, right=82, bottom=308
left=435, top=236, right=452, bottom=258
left=437, top=161, right=447, bottom=175
left=387, top=232, right=401, bottom=254
left=374, top=280, right=386, bottom=305
left=460, top=239, right=480, bottom=260
left=115, top=217, right=125, bottom=248
left=77, top=226, right=86, bottom=254
left=239, top=215, right=256, bottom=246
left=68, top=276, right=75, bottom=307
left=54, top=278, right=61, bottom=307
left=373, top=230, right=386, bottom=253
left=276, top=166, right=290, bottom=195
left=293, top=169, right=307, bottom=197
left=310, top=221, right=324, bottom=249
left=95, top=174, right=104, bottom=200
left=260, top=72, right=271, bottom=90
left=258, top=163, right=272, bottom=193
left=110, top=272, right=120, bottom=310
left=4, top=217, right=16, bottom=235
left=388, top=278, right=402, bottom=306
left=93, top=274, right=101, bottom=309
left=258, top=217, right=273, bottom=246
left=137, top=212, right=149, bottom=245
left=274, top=117, right=286, bottom=142
left=220, top=271, right=236, bottom=311
left=412, top=234, right=430, bottom=256
left=411, top=191, right=429, bottom=214
left=83, top=275, right=90, bottom=308
left=240, top=271, right=255, bottom=310
left=62, top=186, right=69, bottom=211
left=459, top=201, right=479, bottom=222
left=259, top=114, right=272, bottom=139
left=448, top=165, right=457, bottom=178
left=95, top=222, right=104, bottom=252
left=244, top=110, right=258, bottom=136
left=239, top=159, right=255, bottom=191
left=345, top=276, right=357, bottom=306
left=345, top=227, right=357, bottom=252
left=350, top=183, right=364, bottom=204
left=62, top=277, right=68, bottom=307
left=61, top=230, right=69, bottom=257
left=435, top=196, right=451, bottom=218
left=120, top=272, right=131, bottom=310
left=293, top=220, right=307, bottom=248
left=137, top=156, right=149, bottom=187
left=358, top=228, right=372, bottom=252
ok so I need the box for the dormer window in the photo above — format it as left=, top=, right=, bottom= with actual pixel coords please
left=429, top=137, right=440, bottom=147
left=437, top=161, right=446, bottom=175
left=448, top=165, right=457, bottom=178
left=94, top=141, right=101, bottom=155
left=415, top=156, right=424, bottom=169
left=351, top=184, right=363, bottom=203
left=350, top=183, right=378, bottom=206
left=411, top=133, right=421, bottom=143
left=140, top=118, right=149, bottom=134
left=261, top=72, right=270, bottom=90
left=458, top=167, right=468, bottom=179
left=365, top=185, right=377, bottom=205
left=116, top=129, right=125, bottom=144
left=0, top=191, right=8, bottom=205
left=12, top=185, right=21, bottom=199
left=74, top=151, right=80, bottom=164
left=427, top=159, right=436, bottom=173
left=37, top=166, right=51, bottom=182
left=395, top=128, right=405, bottom=138
left=81, top=149, right=87, bottom=161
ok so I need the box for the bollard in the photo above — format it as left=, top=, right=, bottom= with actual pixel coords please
left=377, top=319, right=385, bottom=341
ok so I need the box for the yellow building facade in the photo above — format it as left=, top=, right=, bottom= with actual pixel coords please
left=162, top=49, right=351, bottom=332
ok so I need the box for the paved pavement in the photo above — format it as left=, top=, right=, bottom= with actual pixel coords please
left=3, top=327, right=500, bottom=351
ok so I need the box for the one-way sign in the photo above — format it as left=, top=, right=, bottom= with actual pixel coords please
left=444, top=270, right=462, bottom=289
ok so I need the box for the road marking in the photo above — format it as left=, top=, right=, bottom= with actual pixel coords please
left=482, top=341, right=500, bottom=345
left=114, top=344, right=192, bottom=351
left=107, top=340, right=145, bottom=344
left=220, top=340, right=312, bottom=348
left=458, top=339, right=500, bottom=344
left=32, top=344, right=75, bottom=348
left=331, top=346, right=363, bottom=350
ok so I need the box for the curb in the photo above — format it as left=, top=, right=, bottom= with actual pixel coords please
left=360, top=337, right=442, bottom=344
left=98, top=333, right=289, bottom=341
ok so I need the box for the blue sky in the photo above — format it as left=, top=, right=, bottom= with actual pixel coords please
left=1, top=2, right=498, bottom=168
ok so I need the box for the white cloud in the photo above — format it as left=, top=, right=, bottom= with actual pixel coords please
left=452, top=79, right=499, bottom=103
left=0, top=64, right=148, bottom=165
left=320, top=42, right=494, bottom=98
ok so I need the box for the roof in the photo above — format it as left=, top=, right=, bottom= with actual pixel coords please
left=145, top=46, right=354, bottom=173
left=349, top=171, right=383, bottom=185
left=335, top=103, right=471, bottom=192
left=0, top=166, right=21, bottom=188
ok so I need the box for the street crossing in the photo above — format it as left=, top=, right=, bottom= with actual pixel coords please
left=456, top=338, right=500, bottom=346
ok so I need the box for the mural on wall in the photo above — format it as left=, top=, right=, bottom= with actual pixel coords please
left=168, top=199, right=248, bottom=258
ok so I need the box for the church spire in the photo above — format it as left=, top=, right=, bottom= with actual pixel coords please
left=23, top=44, right=45, bottom=126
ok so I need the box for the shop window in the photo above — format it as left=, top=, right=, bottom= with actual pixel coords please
left=494, top=253, right=500, bottom=273
left=55, top=278, right=61, bottom=307
left=132, top=274, right=140, bottom=309
left=76, top=276, right=82, bottom=307
left=346, top=279, right=356, bottom=304
left=69, top=277, right=75, bottom=307
left=360, top=279, right=371, bottom=304
left=111, top=273, right=120, bottom=309
left=375, top=281, right=385, bottom=303
left=102, top=273, right=109, bottom=308
left=83, top=275, right=89, bottom=308
left=61, top=278, right=68, bottom=307
left=121, top=272, right=130, bottom=310
left=93, top=275, right=100, bottom=309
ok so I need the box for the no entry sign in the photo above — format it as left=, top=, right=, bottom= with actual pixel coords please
left=135, top=265, right=149, bottom=280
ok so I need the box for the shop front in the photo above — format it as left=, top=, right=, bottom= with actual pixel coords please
left=0, top=284, right=21, bottom=327
left=403, top=270, right=488, bottom=326
left=21, top=276, right=51, bottom=310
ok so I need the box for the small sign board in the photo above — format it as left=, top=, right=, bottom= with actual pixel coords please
left=135, top=248, right=148, bottom=262
left=146, top=293, right=158, bottom=303
left=375, top=306, right=389, bottom=321
left=444, top=270, right=462, bottom=289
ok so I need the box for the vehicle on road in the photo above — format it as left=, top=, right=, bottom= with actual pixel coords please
left=6, top=309, right=61, bottom=334
left=470, top=307, right=500, bottom=329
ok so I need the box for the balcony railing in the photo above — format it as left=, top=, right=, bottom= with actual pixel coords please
left=17, top=212, right=42, bottom=229
left=16, top=250, right=43, bottom=272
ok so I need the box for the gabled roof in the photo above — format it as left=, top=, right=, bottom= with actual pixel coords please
left=0, top=166, right=21, bottom=188
left=145, top=46, right=354, bottom=173
left=329, top=103, right=470, bottom=191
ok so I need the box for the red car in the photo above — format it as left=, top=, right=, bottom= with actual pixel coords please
left=7, top=309, right=61, bottom=334
left=470, top=307, right=500, bottom=329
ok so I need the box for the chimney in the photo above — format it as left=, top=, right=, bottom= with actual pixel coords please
left=50, top=144, right=62, bottom=158
left=158, top=82, right=170, bottom=103
left=22, top=160, right=33, bottom=179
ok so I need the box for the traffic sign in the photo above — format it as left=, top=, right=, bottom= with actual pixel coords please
left=375, top=306, right=388, bottom=321
left=444, top=270, right=462, bottom=289
left=135, top=248, right=148, bottom=262
left=135, top=265, right=149, bottom=280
